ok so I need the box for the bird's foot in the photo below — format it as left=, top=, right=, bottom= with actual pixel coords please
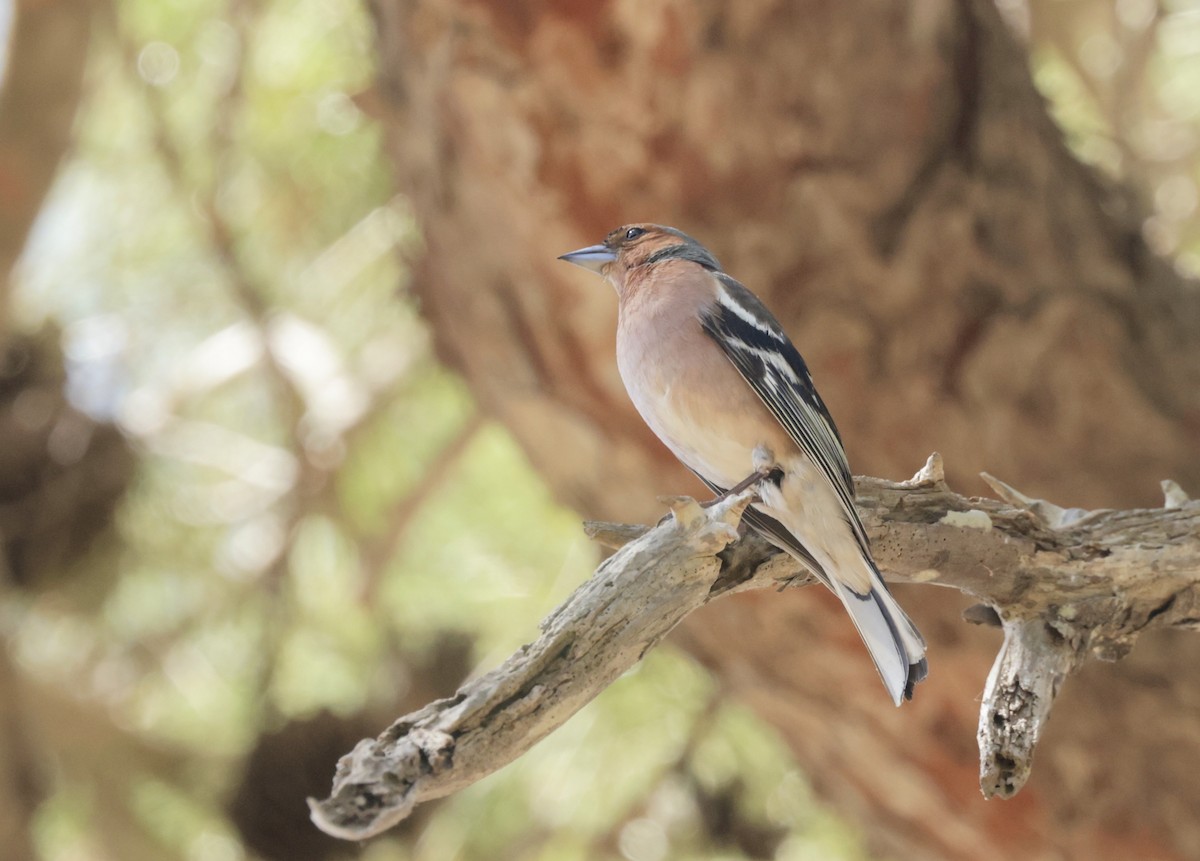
left=700, top=465, right=783, bottom=509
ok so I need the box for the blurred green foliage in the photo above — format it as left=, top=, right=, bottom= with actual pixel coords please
left=14, top=1, right=1199, bottom=858
left=1026, top=0, right=1200, bottom=271
left=9, top=0, right=870, bottom=859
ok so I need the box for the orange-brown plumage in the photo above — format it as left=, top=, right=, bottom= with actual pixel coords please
left=560, top=224, right=928, bottom=705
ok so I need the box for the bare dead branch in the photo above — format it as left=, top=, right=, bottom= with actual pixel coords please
left=309, top=491, right=760, bottom=839
left=978, top=618, right=1081, bottom=799
left=311, top=454, right=1200, bottom=839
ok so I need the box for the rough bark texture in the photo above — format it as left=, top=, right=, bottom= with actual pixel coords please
left=367, top=0, right=1200, bottom=858
left=312, top=492, right=760, bottom=839
left=312, top=470, right=1200, bottom=841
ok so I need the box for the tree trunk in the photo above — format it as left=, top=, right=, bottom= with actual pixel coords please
left=0, top=0, right=97, bottom=318
left=367, top=0, right=1200, bottom=857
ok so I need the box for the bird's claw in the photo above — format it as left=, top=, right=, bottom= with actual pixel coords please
left=700, top=464, right=783, bottom=509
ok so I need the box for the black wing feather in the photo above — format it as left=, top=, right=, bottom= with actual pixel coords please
left=699, top=273, right=872, bottom=558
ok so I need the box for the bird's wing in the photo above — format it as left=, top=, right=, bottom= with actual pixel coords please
left=699, top=273, right=872, bottom=560
left=691, top=470, right=829, bottom=585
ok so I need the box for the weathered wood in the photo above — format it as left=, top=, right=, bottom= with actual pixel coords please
left=310, top=492, right=760, bottom=839
left=367, top=0, right=1200, bottom=855
left=312, top=459, right=1200, bottom=839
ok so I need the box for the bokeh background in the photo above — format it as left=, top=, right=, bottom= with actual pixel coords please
left=1, top=1, right=1198, bottom=860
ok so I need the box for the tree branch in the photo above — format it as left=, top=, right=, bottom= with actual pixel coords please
left=977, top=617, right=1080, bottom=800
left=310, top=454, right=1200, bottom=839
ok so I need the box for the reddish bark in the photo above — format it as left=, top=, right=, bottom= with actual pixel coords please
left=368, top=0, right=1200, bottom=857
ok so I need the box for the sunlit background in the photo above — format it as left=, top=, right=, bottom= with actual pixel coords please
left=2, top=0, right=1199, bottom=859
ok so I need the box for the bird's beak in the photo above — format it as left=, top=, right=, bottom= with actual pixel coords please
left=558, top=244, right=617, bottom=274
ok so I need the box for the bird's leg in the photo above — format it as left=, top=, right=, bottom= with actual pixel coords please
left=701, top=446, right=784, bottom=508
left=699, top=468, right=777, bottom=507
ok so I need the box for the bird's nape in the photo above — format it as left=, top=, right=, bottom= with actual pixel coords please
left=557, top=223, right=929, bottom=706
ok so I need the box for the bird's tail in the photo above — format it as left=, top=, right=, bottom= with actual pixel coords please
left=829, top=563, right=927, bottom=707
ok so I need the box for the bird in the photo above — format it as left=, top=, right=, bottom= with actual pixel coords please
left=559, top=224, right=927, bottom=705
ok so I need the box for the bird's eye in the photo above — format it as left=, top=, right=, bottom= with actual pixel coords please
left=625, top=227, right=646, bottom=241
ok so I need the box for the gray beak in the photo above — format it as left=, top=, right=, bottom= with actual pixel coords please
left=558, top=243, right=617, bottom=274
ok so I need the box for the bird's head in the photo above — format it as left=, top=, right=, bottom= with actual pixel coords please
left=558, top=224, right=721, bottom=294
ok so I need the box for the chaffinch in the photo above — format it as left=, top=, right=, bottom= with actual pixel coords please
left=560, top=224, right=927, bottom=705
